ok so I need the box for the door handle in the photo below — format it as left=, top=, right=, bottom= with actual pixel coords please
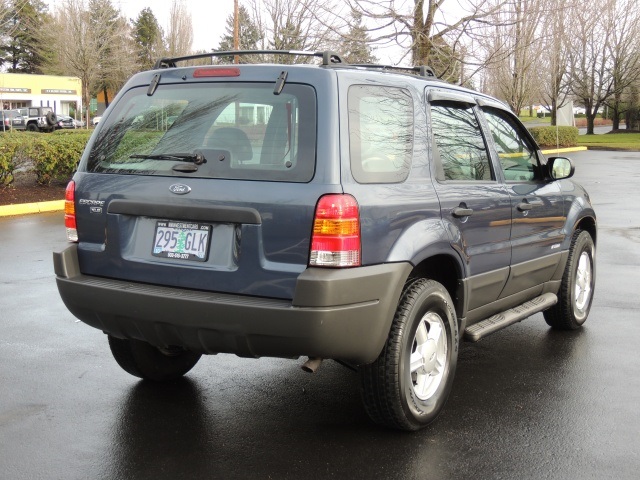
left=452, top=206, right=474, bottom=218
left=517, top=199, right=543, bottom=211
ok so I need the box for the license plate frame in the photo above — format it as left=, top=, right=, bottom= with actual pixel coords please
left=152, top=220, right=211, bottom=262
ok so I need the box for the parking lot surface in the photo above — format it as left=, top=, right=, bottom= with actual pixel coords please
left=1, top=150, right=639, bottom=479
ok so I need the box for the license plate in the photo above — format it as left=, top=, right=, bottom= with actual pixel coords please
left=152, top=221, right=211, bottom=262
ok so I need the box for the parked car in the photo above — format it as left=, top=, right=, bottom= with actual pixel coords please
left=91, top=116, right=101, bottom=126
left=54, top=50, right=597, bottom=431
left=11, top=106, right=58, bottom=132
left=55, top=113, right=76, bottom=129
left=74, top=118, right=86, bottom=128
left=0, top=109, right=20, bottom=131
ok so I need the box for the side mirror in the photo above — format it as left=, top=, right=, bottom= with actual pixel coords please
left=547, top=156, right=575, bottom=180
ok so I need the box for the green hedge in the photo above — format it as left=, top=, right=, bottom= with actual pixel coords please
left=529, top=126, right=579, bottom=148
left=0, top=134, right=24, bottom=185
left=0, top=130, right=92, bottom=185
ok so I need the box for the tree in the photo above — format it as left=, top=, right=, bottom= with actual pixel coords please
left=481, top=0, right=548, bottom=114
left=537, top=0, right=572, bottom=126
left=624, top=80, right=640, bottom=131
left=217, top=4, right=263, bottom=63
left=566, top=0, right=616, bottom=135
left=166, top=0, right=192, bottom=57
left=50, top=0, right=131, bottom=125
left=340, top=11, right=377, bottom=64
left=88, top=0, right=135, bottom=108
left=132, top=7, right=164, bottom=71
left=52, top=0, right=97, bottom=126
left=346, top=0, right=509, bottom=80
left=603, top=0, right=640, bottom=131
left=249, top=0, right=338, bottom=64
left=0, top=0, right=53, bottom=73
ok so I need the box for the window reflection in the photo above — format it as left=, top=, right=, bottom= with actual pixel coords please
left=483, top=108, right=539, bottom=182
left=430, top=103, right=493, bottom=181
left=349, top=85, right=413, bottom=183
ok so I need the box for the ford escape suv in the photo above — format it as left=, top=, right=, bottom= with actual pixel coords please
left=54, top=50, right=596, bottom=431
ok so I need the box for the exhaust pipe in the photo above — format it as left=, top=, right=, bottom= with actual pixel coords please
left=301, top=357, right=323, bottom=373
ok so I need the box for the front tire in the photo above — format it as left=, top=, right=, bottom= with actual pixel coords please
left=359, top=279, right=459, bottom=431
left=544, top=229, right=595, bottom=330
left=108, top=336, right=201, bottom=381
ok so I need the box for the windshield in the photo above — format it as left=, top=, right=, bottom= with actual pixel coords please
left=85, top=82, right=317, bottom=182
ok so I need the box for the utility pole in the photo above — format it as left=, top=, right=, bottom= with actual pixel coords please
left=234, top=0, right=239, bottom=64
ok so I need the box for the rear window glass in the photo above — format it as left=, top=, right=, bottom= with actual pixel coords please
left=348, top=85, right=413, bottom=184
left=85, top=83, right=316, bottom=182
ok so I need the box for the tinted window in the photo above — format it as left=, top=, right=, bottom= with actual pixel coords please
left=85, top=83, right=316, bottom=182
left=349, top=85, right=413, bottom=184
left=482, top=108, right=540, bottom=181
left=430, top=102, right=493, bottom=181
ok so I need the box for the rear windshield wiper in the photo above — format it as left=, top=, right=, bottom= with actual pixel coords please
left=129, top=152, right=206, bottom=164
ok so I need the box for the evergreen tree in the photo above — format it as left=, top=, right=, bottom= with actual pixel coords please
left=217, top=4, right=262, bottom=63
left=0, top=0, right=53, bottom=73
left=132, top=7, right=164, bottom=70
left=341, top=12, right=377, bottom=64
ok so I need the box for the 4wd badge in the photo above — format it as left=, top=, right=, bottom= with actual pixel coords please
left=169, top=184, right=191, bottom=195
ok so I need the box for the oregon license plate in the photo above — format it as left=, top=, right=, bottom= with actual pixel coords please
left=152, top=221, right=211, bottom=262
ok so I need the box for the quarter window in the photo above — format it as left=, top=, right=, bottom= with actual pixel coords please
left=430, top=102, right=493, bottom=181
left=349, top=85, right=413, bottom=184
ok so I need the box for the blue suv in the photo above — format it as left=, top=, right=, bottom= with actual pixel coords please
left=54, top=50, right=596, bottom=430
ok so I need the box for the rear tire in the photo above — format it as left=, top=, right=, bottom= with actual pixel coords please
left=108, top=335, right=201, bottom=381
left=359, top=279, right=458, bottom=431
left=544, top=229, right=595, bottom=330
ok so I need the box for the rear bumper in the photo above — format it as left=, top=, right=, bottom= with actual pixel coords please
left=54, top=245, right=411, bottom=365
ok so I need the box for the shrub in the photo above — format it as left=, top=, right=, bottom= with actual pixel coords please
left=31, top=130, right=92, bottom=184
left=0, top=135, right=21, bottom=185
left=529, top=126, right=579, bottom=147
left=0, top=130, right=92, bottom=185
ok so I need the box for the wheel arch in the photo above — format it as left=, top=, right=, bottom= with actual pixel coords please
left=574, top=215, right=597, bottom=246
left=407, top=252, right=465, bottom=324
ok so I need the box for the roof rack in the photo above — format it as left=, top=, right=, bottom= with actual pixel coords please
left=153, top=50, right=344, bottom=69
left=349, top=64, right=437, bottom=78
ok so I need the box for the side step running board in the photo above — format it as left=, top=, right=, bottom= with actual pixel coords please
left=464, top=293, right=558, bottom=342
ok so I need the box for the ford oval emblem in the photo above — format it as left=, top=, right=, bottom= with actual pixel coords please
left=169, top=183, right=191, bottom=195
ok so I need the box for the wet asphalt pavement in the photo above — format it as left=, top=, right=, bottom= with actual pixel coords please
left=1, top=150, right=639, bottom=479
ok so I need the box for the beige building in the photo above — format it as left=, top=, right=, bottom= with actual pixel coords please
left=0, top=72, right=82, bottom=116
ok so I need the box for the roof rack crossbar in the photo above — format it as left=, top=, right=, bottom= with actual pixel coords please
left=153, top=50, right=344, bottom=69
left=349, top=64, right=437, bottom=78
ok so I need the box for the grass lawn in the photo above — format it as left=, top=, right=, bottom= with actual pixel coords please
left=518, top=114, right=551, bottom=124
left=578, top=133, right=640, bottom=150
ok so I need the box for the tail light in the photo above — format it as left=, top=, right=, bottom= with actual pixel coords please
left=310, top=194, right=361, bottom=267
left=64, top=181, right=78, bottom=242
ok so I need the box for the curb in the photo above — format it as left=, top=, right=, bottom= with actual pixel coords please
left=0, top=199, right=64, bottom=218
left=540, top=146, right=588, bottom=154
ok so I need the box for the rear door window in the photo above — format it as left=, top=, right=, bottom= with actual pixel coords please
left=86, top=83, right=316, bottom=182
left=430, top=102, right=494, bottom=182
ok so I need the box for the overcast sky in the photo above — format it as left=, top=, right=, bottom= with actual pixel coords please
left=46, top=0, right=235, bottom=52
